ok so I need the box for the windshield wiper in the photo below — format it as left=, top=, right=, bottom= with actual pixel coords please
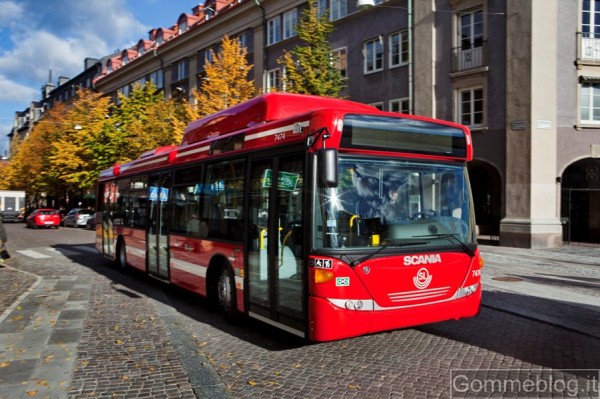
left=414, top=233, right=475, bottom=258
left=350, top=240, right=430, bottom=267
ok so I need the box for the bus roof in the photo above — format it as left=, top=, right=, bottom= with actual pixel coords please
left=181, top=92, right=376, bottom=146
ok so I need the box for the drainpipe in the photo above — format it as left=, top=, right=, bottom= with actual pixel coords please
left=408, top=0, right=413, bottom=114
left=255, top=0, right=267, bottom=92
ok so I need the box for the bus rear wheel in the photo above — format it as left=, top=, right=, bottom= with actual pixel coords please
left=117, top=239, right=127, bottom=270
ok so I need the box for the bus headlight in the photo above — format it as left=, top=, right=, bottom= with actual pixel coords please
left=345, top=300, right=364, bottom=310
left=456, top=283, right=479, bottom=298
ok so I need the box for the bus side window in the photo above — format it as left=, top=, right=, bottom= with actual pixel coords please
left=202, top=160, right=245, bottom=241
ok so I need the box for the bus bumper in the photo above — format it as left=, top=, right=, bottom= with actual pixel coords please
left=308, top=288, right=481, bottom=342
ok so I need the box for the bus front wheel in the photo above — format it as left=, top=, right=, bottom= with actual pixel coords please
left=216, top=265, right=237, bottom=322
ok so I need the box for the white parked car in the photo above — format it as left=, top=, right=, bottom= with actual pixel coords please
left=63, top=208, right=94, bottom=228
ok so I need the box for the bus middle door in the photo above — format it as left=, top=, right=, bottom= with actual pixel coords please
left=147, top=173, right=171, bottom=280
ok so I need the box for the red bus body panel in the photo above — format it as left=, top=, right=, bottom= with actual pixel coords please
left=308, top=249, right=482, bottom=342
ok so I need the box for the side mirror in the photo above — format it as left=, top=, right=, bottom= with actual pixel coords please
left=317, top=148, right=338, bottom=187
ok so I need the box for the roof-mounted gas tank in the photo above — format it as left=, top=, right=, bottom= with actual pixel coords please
left=180, top=92, right=375, bottom=146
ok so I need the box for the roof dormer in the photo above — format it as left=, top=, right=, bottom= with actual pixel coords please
left=136, top=39, right=152, bottom=56
left=177, top=13, right=200, bottom=34
left=121, top=48, right=137, bottom=65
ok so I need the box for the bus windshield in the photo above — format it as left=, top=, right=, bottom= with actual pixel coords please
left=314, top=155, right=475, bottom=251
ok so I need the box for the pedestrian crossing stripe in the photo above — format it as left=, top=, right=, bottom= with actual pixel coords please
left=17, top=246, right=98, bottom=259
left=17, top=250, right=51, bottom=259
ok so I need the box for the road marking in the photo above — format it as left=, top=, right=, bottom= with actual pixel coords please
left=17, top=250, right=51, bottom=259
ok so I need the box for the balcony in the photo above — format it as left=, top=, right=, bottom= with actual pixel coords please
left=577, top=32, right=600, bottom=62
left=451, top=41, right=487, bottom=73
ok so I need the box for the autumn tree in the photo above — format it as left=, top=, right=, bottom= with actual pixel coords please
left=192, top=35, right=255, bottom=117
left=49, top=88, right=114, bottom=192
left=279, top=0, right=345, bottom=97
left=110, top=82, right=187, bottom=162
left=5, top=103, right=70, bottom=199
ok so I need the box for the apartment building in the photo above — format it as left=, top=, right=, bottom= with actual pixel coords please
left=12, top=0, right=591, bottom=248
left=8, top=58, right=106, bottom=144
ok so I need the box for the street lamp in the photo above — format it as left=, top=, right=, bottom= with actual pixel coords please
left=356, top=0, right=375, bottom=10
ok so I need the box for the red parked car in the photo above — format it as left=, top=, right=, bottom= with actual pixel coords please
left=26, top=209, right=61, bottom=229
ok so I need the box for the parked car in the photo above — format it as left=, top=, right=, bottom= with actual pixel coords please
left=63, top=208, right=94, bottom=228
left=86, top=212, right=97, bottom=230
left=0, top=209, right=20, bottom=223
left=26, top=208, right=61, bottom=229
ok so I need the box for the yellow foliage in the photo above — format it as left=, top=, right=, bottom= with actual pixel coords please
left=192, top=35, right=255, bottom=117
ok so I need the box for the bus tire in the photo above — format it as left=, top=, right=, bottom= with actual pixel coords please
left=116, top=238, right=127, bottom=270
left=215, top=264, right=238, bottom=322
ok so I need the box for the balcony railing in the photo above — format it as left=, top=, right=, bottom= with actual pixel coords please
left=577, top=32, right=600, bottom=61
left=451, top=41, right=487, bottom=73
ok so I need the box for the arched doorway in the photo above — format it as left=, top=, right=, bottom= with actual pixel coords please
left=468, top=161, right=502, bottom=241
left=561, top=158, right=600, bottom=244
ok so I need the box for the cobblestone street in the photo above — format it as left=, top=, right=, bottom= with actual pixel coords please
left=0, top=224, right=598, bottom=398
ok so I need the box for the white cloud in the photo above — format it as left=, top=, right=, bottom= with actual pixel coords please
left=0, top=1, right=24, bottom=30
left=0, top=0, right=152, bottom=121
left=0, top=1, right=149, bottom=83
left=0, top=75, right=37, bottom=102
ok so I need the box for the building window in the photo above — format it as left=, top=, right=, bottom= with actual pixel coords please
left=236, top=30, right=253, bottom=52
left=581, top=82, right=600, bottom=123
left=389, top=30, right=409, bottom=67
left=364, top=37, right=383, bottom=74
left=332, top=47, right=347, bottom=79
left=174, top=59, right=188, bottom=81
left=331, top=0, right=347, bottom=21
left=390, top=98, right=410, bottom=114
left=138, top=43, right=145, bottom=56
left=283, top=9, right=298, bottom=40
left=268, top=68, right=283, bottom=92
left=580, top=1, right=600, bottom=60
left=120, top=85, right=131, bottom=98
left=122, top=54, right=129, bottom=65
left=458, top=87, right=484, bottom=127
left=150, top=70, right=163, bottom=89
left=268, top=16, right=282, bottom=45
left=179, top=20, right=187, bottom=34
left=317, top=0, right=327, bottom=17
left=459, top=9, right=483, bottom=50
left=582, top=0, right=600, bottom=38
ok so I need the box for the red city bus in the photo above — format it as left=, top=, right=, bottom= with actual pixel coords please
left=96, top=93, right=482, bottom=342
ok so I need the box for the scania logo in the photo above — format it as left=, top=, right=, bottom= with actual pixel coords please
left=403, top=254, right=441, bottom=266
left=413, top=268, right=432, bottom=290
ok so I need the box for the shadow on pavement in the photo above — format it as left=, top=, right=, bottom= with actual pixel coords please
left=50, top=243, right=306, bottom=351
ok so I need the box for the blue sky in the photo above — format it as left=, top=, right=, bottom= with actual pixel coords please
left=0, top=0, right=196, bottom=157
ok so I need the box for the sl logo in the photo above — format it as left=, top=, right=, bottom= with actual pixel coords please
left=413, top=267, right=432, bottom=289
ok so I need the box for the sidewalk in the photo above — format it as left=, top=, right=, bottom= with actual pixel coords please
left=478, top=244, right=600, bottom=339
left=0, top=243, right=599, bottom=398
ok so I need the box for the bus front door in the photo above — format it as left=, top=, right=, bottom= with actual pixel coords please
left=248, top=155, right=305, bottom=337
left=147, top=174, right=170, bottom=280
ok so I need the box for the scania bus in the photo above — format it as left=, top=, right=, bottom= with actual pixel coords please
left=95, top=93, right=482, bottom=342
